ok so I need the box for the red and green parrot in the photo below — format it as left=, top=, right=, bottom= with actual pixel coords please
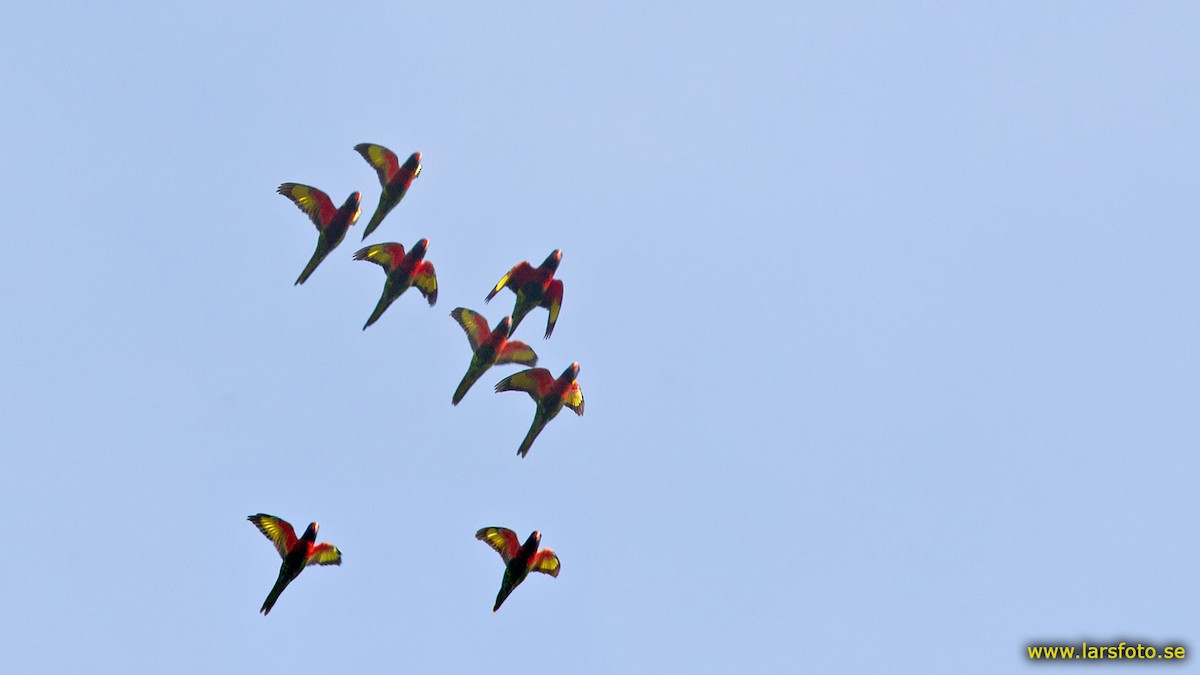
left=475, top=527, right=560, bottom=611
left=353, top=239, right=438, bottom=329
left=485, top=249, right=564, bottom=338
left=354, top=144, right=422, bottom=240
left=247, top=513, right=342, bottom=615
left=450, top=308, right=539, bottom=405
left=495, top=362, right=584, bottom=457
left=277, top=183, right=361, bottom=285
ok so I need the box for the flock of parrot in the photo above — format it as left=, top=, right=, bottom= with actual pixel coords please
left=251, top=143, right=579, bottom=615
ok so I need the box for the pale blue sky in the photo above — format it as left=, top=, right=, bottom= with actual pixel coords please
left=1, top=3, right=1197, bottom=673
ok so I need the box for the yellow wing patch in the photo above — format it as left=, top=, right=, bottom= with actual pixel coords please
left=248, top=514, right=297, bottom=559
left=495, top=368, right=554, bottom=399
left=413, top=261, right=438, bottom=306
left=278, top=183, right=335, bottom=230
left=306, top=543, right=343, bottom=566
left=354, top=143, right=400, bottom=186
left=543, top=280, right=563, bottom=339
left=565, top=382, right=584, bottom=416
left=353, top=243, right=404, bottom=269
left=496, top=341, right=538, bottom=367
left=451, top=308, right=490, bottom=351
left=476, top=527, right=520, bottom=563
left=487, top=270, right=513, bottom=301
left=531, top=549, right=560, bottom=577
left=368, top=145, right=392, bottom=168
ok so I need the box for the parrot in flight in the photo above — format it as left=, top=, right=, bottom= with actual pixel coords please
left=475, top=527, right=560, bottom=611
left=494, top=362, right=584, bottom=457
left=277, top=183, right=361, bottom=285
left=354, top=144, right=422, bottom=240
left=353, top=239, right=438, bottom=329
left=485, top=249, right=564, bottom=338
left=247, top=514, right=342, bottom=615
left=449, top=309, right=539, bottom=405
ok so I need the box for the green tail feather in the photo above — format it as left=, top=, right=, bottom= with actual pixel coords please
left=517, top=417, right=547, bottom=457
left=453, top=366, right=485, bottom=405
left=508, top=304, right=531, bottom=335
left=493, top=583, right=515, bottom=611
left=260, top=576, right=291, bottom=615
left=361, top=191, right=398, bottom=240
left=361, top=208, right=386, bottom=241
left=363, top=290, right=397, bottom=330
left=295, top=244, right=329, bottom=285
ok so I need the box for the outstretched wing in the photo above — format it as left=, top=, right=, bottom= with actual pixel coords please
left=248, top=514, right=298, bottom=559
left=541, top=279, right=563, bottom=339
left=495, top=368, right=555, bottom=399
left=476, top=527, right=521, bottom=563
left=278, top=183, right=337, bottom=231
left=353, top=243, right=406, bottom=270
left=495, top=340, right=538, bottom=366
left=413, top=261, right=438, bottom=306
left=451, top=308, right=491, bottom=351
left=486, top=262, right=535, bottom=302
left=306, top=543, right=343, bottom=566
left=354, top=143, right=400, bottom=186
left=531, top=549, right=560, bottom=577
left=564, top=381, right=584, bottom=415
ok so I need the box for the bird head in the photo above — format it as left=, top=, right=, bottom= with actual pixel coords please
left=523, top=530, right=542, bottom=549
left=404, top=152, right=423, bottom=171
left=410, top=238, right=429, bottom=259
left=496, top=316, right=513, bottom=338
left=542, top=249, right=563, bottom=272
left=560, top=362, right=580, bottom=382
left=340, top=192, right=363, bottom=226
left=302, top=522, right=319, bottom=542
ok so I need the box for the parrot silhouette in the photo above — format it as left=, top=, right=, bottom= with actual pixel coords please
left=277, top=183, right=361, bottom=285
left=354, top=144, right=421, bottom=240
left=485, top=249, right=564, bottom=338
left=475, top=527, right=560, bottom=611
left=450, top=308, right=538, bottom=405
left=494, top=362, right=584, bottom=457
left=353, top=239, right=438, bottom=329
left=248, top=514, right=342, bottom=615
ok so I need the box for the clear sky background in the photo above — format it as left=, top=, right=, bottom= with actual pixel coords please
left=1, top=3, right=1197, bottom=673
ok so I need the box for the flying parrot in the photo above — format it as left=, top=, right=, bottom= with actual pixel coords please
left=485, top=249, right=564, bottom=338
left=247, top=513, right=342, bottom=615
left=277, top=183, right=361, bottom=285
left=449, top=308, right=539, bottom=405
left=353, top=239, right=438, bottom=329
left=475, top=527, right=560, bottom=611
left=494, top=362, right=584, bottom=457
left=354, top=144, right=422, bottom=240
